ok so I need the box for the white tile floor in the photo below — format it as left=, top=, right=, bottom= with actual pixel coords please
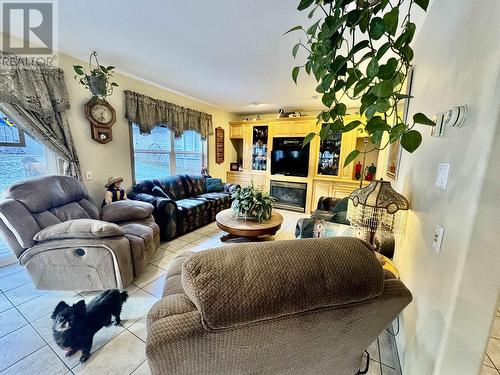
left=0, top=209, right=402, bottom=375
left=482, top=302, right=500, bottom=374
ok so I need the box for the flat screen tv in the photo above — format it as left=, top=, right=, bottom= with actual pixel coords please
left=271, top=137, right=310, bottom=177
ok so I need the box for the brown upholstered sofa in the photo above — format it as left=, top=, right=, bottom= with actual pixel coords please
left=0, top=175, right=160, bottom=290
left=146, top=237, right=412, bottom=375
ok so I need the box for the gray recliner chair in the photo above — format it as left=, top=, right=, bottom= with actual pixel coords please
left=0, top=175, right=160, bottom=291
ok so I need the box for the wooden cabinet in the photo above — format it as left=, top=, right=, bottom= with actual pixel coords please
left=227, top=116, right=374, bottom=214
left=271, top=120, right=313, bottom=137
left=229, top=124, right=244, bottom=139
left=311, top=180, right=332, bottom=209
left=310, top=178, right=365, bottom=211
left=227, top=171, right=268, bottom=192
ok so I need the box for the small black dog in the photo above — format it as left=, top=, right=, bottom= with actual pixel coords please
left=51, top=289, right=128, bottom=363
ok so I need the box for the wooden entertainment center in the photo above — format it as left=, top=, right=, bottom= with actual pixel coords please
left=226, top=115, right=378, bottom=213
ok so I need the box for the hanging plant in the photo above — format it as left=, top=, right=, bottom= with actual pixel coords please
left=73, top=51, right=118, bottom=98
left=287, top=0, right=435, bottom=166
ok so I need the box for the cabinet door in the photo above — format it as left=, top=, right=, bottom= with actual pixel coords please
left=272, top=122, right=292, bottom=137
left=250, top=173, right=268, bottom=192
left=292, top=121, right=314, bottom=136
left=311, top=181, right=333, bottom=210
left=226, top=172, right=251, bottom=187
left=230, top=124, right=244, bottom=138
left=250, top=125, right=269, bottom=171
left=332, top=181, right=359, bottom=198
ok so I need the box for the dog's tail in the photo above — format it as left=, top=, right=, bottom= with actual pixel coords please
left=120, top=291, right=129, bottom=303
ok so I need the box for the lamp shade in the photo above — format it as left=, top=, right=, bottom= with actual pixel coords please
left=347, top=179, right=409, bottom=235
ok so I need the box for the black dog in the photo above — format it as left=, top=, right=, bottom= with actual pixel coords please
left=51, top=289, right=128, bottom=363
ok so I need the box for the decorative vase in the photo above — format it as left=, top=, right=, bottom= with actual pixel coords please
left=88, top=75, right=107, bottom=97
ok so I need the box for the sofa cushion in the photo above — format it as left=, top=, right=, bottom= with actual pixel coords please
left=176, top=198, right=211, bottom=217
left=151, top=186, right=174, bottom=200
left=181, top=237, right=384, bottom=330
left=186, top=175, right=206, bottom=196
left=196, top=192, right=231, bottom=208
left=33, top=219, right=124, bottom=241
left=333, top=197, right=349, bottom=213
left=101, top=200, right=154, bottom=223
left=330, top=210, right=350, bottom=225
left=205, top=178, right=224, bottom=193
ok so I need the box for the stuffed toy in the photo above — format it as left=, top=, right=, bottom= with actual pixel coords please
left=102, top=176, right=127, bottom=207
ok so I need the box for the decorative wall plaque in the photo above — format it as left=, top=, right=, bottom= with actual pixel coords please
left=215, top=127, right=224, bottom=164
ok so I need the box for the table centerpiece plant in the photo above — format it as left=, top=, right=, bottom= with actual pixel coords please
left=231, top=184, right=277, bottom=222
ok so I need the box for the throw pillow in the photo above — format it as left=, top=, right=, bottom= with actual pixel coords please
left=206, top=178, right=224, bottom=193
left=330, top=211, right=351, bottom=225
left=34, top=219, right=124, bottom=241
left=332, top=197, right=349, bottom=213
left=101, top=200, right=154, bottom=223
left=151, top=185, right=174, bottom=199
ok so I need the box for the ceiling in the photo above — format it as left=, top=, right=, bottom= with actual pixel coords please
left=51, top=1, right=426, bottom=114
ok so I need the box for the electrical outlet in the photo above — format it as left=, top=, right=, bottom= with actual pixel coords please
left=433, top=224, right=445, bottom=253
left=435, top=163, right=450, bottom=190
left=85, top=170, right=93, bottom=181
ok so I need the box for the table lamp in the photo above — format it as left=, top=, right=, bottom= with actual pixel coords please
left=347, top=179, right=409, bottom=248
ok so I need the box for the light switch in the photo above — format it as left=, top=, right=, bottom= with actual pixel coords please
left=433, top=224, right=445, bottom=253
left=435, top=163, right=450, bottom=190
left=85, top=170, right=93, bottom=181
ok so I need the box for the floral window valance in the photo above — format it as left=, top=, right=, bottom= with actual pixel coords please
left=124, top=90, right=213, bottom=139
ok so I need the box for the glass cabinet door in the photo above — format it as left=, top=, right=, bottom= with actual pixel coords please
left=251, top=125, right=268, bottom=171
left=317, top=128, right=342, bottom=176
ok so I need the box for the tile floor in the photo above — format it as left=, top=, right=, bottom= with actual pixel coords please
left=482, top=301, right=500, bottom=374
left=0, top=209, right=402, bottom=375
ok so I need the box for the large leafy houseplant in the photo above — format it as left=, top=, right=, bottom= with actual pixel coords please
left=231, top=184, right=277, bottom=222
left=287, top=0, right=435, bottom=166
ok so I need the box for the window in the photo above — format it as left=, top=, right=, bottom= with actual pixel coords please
left=131, top=124, right=207, bottom=182
left=0, top=111, right=62, bottom=265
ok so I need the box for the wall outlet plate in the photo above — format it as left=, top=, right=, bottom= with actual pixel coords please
left=435, top=163, right=450, bottom=190
left=433, top=224, right=445, bottom=253
left=85, top=170, right=93, bottom=181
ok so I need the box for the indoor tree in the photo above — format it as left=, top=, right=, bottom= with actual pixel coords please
left=287, top=0, right=435, bottom=166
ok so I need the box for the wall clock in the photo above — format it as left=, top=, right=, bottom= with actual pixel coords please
left=84, top=98, right=116, bottom=144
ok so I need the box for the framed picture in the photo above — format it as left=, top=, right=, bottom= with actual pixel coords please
left=386, top=67, right=414, bottom=180
left=230, top=162, right=239, bottom=171
left=215, top=127, right=224, bottom=164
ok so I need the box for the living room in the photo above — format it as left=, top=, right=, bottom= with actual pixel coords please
left=0, top=1, right=498, bottom=375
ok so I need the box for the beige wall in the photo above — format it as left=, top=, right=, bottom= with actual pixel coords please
left=57, top=53, right=237, bottom=202
left=375, top=1, right=500, bottom=374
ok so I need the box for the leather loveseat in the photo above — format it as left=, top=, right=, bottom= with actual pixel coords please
left=128, top=175, right=239, bottom=241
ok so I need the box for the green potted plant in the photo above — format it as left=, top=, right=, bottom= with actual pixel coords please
left=231, top=184, right=277, bottom=222
left=73, top=51, right=118, bottom=98
left=287, top=0, right=435, bottom=166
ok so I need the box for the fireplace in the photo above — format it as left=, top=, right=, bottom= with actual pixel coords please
left=270, top=180, right=307, bottom=212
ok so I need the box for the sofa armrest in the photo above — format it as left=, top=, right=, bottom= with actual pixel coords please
left=224, top=183, right=240, bottom=194
left=129, top=193, right=178, bottom=241
left=33, top=219, right=124, bottom=242
left=101, top=200, right=154, bottom=223
left=317, top=196, right=342, bottom=211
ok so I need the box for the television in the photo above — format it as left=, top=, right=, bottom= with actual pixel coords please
left=271, top=137, right=310, bottom=177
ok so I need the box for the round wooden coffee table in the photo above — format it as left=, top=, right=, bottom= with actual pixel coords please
left=216, top=209, right=283, bottom=242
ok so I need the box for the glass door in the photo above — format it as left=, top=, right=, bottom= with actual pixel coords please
left=317, top=125, right=342, bottom=176
left=251, top=125, right=268, bottom=171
